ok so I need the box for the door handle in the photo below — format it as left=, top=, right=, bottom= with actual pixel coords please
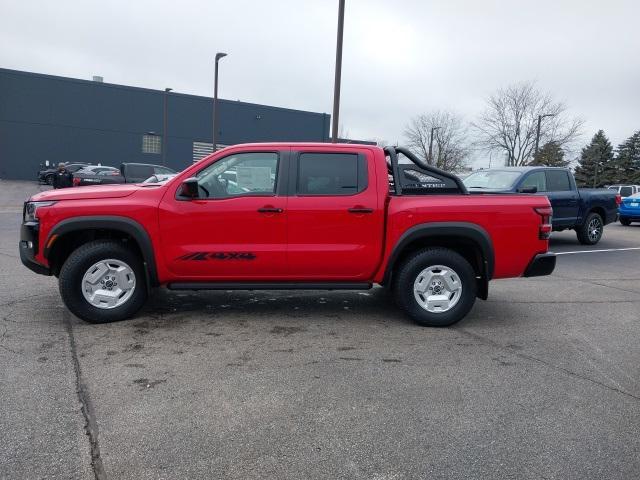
left=257, top=207, right=283, bottom=213
left=348, top=207, right=374, bottom=214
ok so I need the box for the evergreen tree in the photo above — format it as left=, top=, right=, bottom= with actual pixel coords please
left=612, top=131, right=640, bottom=184
left=574, top=130, right=615, bottom=187
left=530, top=141, right=569, bottom=167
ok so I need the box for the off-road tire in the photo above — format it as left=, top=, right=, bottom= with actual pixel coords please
left=393, top=247, right=477, bottom=327
left=576, top=212, right=604, bottom=245
left=59, top=240, right=147, bottom=323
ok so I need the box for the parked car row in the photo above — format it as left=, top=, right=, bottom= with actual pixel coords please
left=73, top=163, right=176, bottom=186
left=37, top=162, right=176, bottom=186
left=37, top=163, right=89, bottom=184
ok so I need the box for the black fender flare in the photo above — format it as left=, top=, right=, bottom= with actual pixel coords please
left=382, top=222, right=494, bottom=292
left=44, top=216, right=159, bottom=286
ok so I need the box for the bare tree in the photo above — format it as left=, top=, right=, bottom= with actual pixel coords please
left=404, top=111, right=470, bottom=172
left=473, top=82, right=583, bottom=166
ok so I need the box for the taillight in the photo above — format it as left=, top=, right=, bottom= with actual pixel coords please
left=615, top=194, right=622, bottom=206
left=72, top=177, right=80, bottom=186
left=534, top=206, right=553, bottom=240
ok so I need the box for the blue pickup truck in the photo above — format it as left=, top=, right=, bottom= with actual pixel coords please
left=463, top=167, right=620, bottom=245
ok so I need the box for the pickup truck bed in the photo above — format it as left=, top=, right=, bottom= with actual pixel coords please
left=463, top=166, right=620, bottom=245
left=20, top=143, right=555, bottom=327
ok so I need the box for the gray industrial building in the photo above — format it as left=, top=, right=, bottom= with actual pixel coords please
left=0, top=68, right=335, bottom=180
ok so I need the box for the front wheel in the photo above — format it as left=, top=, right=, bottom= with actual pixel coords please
left=393, top=248, right=477, bottom=327
left=59, top=240, right=148, bottom=323
left=620, top=217, right=632, bottom=226
left=576, top=212, right=604, bottom=245
left=45, top=174, right=55, bottom=186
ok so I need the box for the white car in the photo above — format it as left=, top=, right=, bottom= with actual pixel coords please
left=608, top=185, right=640, bottom=198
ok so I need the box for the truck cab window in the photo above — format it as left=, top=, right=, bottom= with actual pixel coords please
left=297, top=153, right=367, bottom=195
left=196, top=152, right=278, bottom=198
left=545, top=170, right=571, bottom=191
left=521, top=171, right=547, bottom=192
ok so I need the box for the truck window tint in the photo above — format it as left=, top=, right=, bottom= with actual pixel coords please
left=297, top=153, right=365, bottom=195
left=196, top=152, right=278, bottom=198
left=545, top=170, right=571, bottom=191
left=521, top=171, right=547, bottom=192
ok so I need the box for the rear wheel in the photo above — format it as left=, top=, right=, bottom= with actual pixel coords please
left=620, top=217, right=632, bottom=226
left=59, top=240, right=148, bottom=323
left=576, top=212, right=603, bottom=245
left=393, top=248, right=477, bottom=327
left=45, top=174, right=55, bottom=185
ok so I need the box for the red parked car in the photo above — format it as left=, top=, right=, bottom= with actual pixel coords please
left=19, top=143, right=555, bottom=327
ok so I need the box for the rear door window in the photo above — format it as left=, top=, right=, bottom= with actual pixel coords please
left=297, top=153, right=367, bottom=195
left=546, top=170, right=572, bottom=191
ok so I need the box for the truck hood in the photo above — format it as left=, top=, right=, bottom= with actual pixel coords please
left=30, top=184, right=149, bottom=202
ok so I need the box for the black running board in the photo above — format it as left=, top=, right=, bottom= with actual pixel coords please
left=167, top=282, right=373, bottom=291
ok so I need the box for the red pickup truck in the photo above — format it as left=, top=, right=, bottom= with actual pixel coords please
left=20, top=143, right=555, bottom=327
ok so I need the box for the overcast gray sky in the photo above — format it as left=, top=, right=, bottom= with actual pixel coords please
left=1, top=0, right=638, bottom=166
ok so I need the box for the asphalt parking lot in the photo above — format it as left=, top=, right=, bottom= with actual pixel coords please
left=1, top=180, right=639, bottom=480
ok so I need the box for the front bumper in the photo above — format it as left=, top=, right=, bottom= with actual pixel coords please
left=19, top=222, right=51, bottom=275
left=523, top=253, right=556, bottom=277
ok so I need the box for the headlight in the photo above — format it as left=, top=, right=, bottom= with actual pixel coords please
left=24, top=201, right=56, bottom=222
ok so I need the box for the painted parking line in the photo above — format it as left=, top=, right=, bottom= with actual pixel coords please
left=553, top=247, right=640, bottom=255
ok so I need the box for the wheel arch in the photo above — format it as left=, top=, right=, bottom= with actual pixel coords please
left=382, top=222, right=494, bottom=300
left=44, top=216, right=159, bottom=287
left=588, top=206, right=606, bottom=223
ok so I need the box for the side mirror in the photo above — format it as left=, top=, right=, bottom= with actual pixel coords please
left=178, top=177, right=199, bottom=199
left=517, top=186, right=538, bottom=194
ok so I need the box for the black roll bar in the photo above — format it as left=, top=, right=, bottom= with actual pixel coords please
left=383, top=146, right=469, bottom=195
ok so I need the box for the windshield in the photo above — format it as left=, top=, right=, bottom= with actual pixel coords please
left=463, top=170, right=522, bottom=189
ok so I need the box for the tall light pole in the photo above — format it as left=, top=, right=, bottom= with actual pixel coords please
left=331, top=0, right=345, bottom=143
left=213, top=52, right=227, bottom=151
left=534, top=113, right=556, bottom=159
left=162, top=87, right=172, bottom=166
left=428, top=126, right=441, bottom=165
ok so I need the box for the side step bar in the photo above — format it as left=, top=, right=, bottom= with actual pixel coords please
left=167, top=282, right=373, bottom=291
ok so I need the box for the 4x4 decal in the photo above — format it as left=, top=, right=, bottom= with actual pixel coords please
left=178, top=252, right=257, bottom=261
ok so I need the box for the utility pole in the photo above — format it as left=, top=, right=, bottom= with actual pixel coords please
left=428, top=126, right=441, bottom=164
left=534, top=113, right=556, bottom=159
left=162, top=87, right=172, bottom=166
left=331, top=0, right=345, bottom=143
left=213, top=52, right=227, bottom=151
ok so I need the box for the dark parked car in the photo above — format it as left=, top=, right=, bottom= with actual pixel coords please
left=463, top=167, right=621, bottom=245
left=121, top=163, right=176, bottom=183
left=73, top=163, right=176, bottom=186
left=72, top=166, right=121, bottom=186
left=38, top=163, right=89, bottom=185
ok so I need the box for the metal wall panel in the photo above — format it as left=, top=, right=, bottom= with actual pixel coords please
left=0, top=68, right=331, bottom=180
